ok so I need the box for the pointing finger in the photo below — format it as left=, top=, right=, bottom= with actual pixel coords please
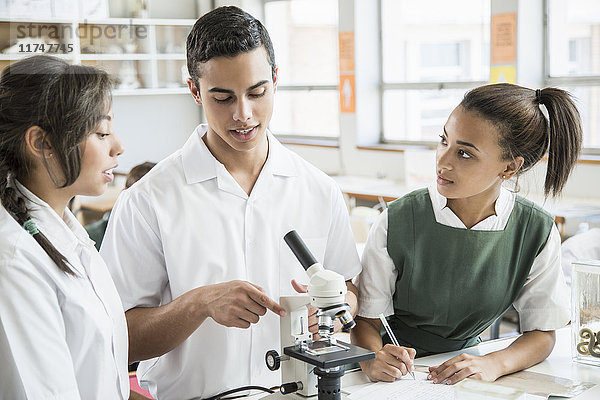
left=248, top=287, right=286, bottom=317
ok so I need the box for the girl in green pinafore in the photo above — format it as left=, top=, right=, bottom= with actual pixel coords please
left=351, top=83, right=582, bottom=385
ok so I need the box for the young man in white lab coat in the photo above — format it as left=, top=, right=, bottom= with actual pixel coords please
left=100, top=6, right=362, bottom=400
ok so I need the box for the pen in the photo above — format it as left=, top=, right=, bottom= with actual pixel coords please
left=378, top=313, right=416, bottom=380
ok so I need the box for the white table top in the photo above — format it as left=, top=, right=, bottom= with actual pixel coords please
left=413, top=327, right=600, bottom=399
left=253, top=327, right=599, bottom=399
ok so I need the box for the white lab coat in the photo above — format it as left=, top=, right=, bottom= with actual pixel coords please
left=101, top=124, right=362, bottom=400
left=0, top=183, right=129, bottom=400
left=358, top=185, right=570, bottom=332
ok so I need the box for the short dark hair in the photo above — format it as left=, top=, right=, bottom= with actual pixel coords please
left=186, top=6, right=276, bottom=85
left=460, top=83, right=582, bottom=197
left=125, top=161, right=156, bottom=188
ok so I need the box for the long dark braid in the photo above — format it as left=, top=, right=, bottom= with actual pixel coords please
left=0, top=166, right=72, bottom=273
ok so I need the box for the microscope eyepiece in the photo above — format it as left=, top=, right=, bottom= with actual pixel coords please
left=284, top=230, right=318, bottom=270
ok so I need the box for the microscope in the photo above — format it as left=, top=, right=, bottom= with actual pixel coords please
left=264, top=231, right=375, bottom=400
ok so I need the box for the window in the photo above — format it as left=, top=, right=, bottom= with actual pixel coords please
left=380, top=0, right=490, bottom=143
left=264, top=0, right=340, bottom=139
left=546, top=0, right=600, bottom=151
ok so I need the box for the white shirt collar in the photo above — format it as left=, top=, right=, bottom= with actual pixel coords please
left=14, top=180, right=95, bottom=254
left=181, top=124, right=296, bottom=185
left=427, top=184, right=515, bottom=230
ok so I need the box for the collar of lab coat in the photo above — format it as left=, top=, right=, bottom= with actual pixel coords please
left=14, top=180, right=96, bottom=256
left=428, top=184, right=513, bottom=230
left=181, top=123, right=297, bottom=185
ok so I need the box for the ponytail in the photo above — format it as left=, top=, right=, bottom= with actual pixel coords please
left=537, top=88, right=582, bottom=197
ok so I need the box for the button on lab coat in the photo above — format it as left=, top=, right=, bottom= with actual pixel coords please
left=101, top=125, right=362, bottom=400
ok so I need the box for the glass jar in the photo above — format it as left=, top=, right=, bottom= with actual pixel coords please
left=572, top=260, right=600, bottom=366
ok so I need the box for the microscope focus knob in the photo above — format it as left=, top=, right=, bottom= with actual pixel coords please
left=265, top=350, right=281, bottom=371
left=280, top=381, right=303, bottom=395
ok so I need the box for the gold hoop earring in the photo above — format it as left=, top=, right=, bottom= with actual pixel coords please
left=48, top=153, right=53, bottom=157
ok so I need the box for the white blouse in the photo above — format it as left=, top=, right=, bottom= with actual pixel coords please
left=0, top=183, right=129, bottom=399
left=357, top=186, right=570, bottom=332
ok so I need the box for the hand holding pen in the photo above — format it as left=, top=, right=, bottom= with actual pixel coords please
left=379, top=313, right=416, bottom=380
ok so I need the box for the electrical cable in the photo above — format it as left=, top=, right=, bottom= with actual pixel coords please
left=204, top=385, right=275, bottom=400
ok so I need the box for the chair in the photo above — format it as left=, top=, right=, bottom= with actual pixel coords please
left=489, top=306, right=518, bottom=340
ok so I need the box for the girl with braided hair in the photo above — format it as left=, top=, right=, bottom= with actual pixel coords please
left=353, top=83, right=582, bottom=385
left=0, top=55, right=129, bottom=399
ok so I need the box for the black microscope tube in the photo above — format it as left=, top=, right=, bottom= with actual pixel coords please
left=283, top=230, right=318, bottom=271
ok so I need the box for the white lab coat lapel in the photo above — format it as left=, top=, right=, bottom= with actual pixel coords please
left=248, top=134, right=297, bottom=202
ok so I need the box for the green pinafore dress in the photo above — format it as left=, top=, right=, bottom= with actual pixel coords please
left=385, top=189, right=554, bottom=356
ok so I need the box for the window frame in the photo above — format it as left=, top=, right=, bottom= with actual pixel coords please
left=262, top=0, right=341, bottom=140
left=378, top=0, right=489, bottom=146
left=543, top=0, right=600, bottom=155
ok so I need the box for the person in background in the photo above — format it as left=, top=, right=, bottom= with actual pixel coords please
left=352, top=83, right=581, bottom=385
left=85, top=161, right=156, bottom=250
left=0, top=55, right=139, bottom=399
left=100, top=6, right=361, bottom=400
left=124, top=161, right=157, bottom=190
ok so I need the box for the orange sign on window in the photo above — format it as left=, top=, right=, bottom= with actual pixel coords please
left=491, top=13, right=517, bottom=64
left=339, top=74, right=355, bottom=113
left=339, top=31, right=355, bottom=113
left=339, top=32, right=355, bottom=72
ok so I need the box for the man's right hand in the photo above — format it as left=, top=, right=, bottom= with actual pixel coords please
left=202, top=280, right=286, bottom=328
left=361, top=344, right=416, bottom=382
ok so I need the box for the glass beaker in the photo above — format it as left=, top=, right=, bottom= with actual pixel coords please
left=572, top=260, right=600, bottom=366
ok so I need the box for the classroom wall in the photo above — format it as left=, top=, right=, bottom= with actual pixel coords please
left=110, top=0, right=600, bottom=204
left=111, top=94, right=201, bottom=172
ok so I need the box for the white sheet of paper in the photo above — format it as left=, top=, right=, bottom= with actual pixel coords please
left=346, top=371, right=455, bottom=400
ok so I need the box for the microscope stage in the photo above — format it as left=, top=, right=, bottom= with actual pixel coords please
left=283, top=340, right=374, bottom=369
